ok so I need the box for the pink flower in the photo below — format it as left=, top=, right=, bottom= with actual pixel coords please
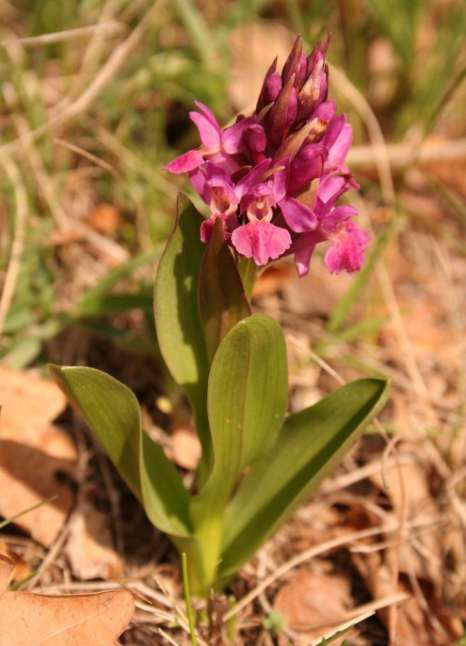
left=166, top=102, right=266, bottom=175
left=324, top=220, right=369, bottom=273
left=231, top=221, right=291, bottom=266
left=166, top=35, right=369, bottom=277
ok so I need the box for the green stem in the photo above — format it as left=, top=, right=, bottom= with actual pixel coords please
left=236, top=256, right=258, bottom=300
left=182, top=552, right=198, bottom=646
left=186, top=509, right=223, bottom=597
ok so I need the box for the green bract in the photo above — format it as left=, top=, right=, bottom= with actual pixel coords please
left=50, top=198, right=388, bottom=596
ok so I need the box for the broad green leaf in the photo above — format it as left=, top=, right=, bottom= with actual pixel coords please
left=49, top=365, right=192, bottom=537
left=196, top=314, right=288, bottom=507
left=154, top=196, right=210, bottom=460
left=219, top=378, right=388, bottom=578
left=199, top=218, right=251, bottom=361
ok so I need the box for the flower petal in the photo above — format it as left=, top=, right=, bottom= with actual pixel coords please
left=190, top=102, right=221, bottom=148
left=165, top=150, right=204, bottom=174
left=256, top=58, right=282, bottom=111
left=324, top=222, right=369, bottom=273
left=235, top=159, right=271, bottom=201
left=291, top=231, right=322, bottom=276
left=280, top=196, right=317, bottom=232
left=231, top=221, right=291, bottom=266
left=288, top=143, right=325, bottom=194
left=321, top=204, right=357, bottom=233
left=325, top=119, right=352, bottom=171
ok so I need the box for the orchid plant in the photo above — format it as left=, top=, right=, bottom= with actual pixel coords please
left=50, top=37, right=388, bottom=596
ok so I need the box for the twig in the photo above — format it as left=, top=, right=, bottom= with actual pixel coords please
left=158, top=628, right=182, bottom=646
left=310, top=610, right=375, bottom=645
left=322, top=454, right=415, bottom=494
left=23, top=512, right=75, bottom=590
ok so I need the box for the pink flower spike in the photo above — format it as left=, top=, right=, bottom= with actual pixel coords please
left=165, top=150, right=204, bottom=174
left=279, top=196, right=317, bottom=232
left=324, top=221, right=370, bottom=273
left=231, top=220, right=291, bottom=266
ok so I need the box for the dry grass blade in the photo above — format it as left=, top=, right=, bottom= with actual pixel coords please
left=328, top=62, right=395, bottom=204
left=223, top=517, right=436, bottom=622
left=0, top=1, right=163, bottom=157
left=348, top=138, right=466, bottom=172
left=0, top=155, right=28, bottom=339
left=7, top=20, right=124, bottom=46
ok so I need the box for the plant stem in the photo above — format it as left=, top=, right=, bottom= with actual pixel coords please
left=182, top=552, right=198, bottom=646
left=187, top=509, right=223, bottom=597
left=236, top=256, right=258, bottom=300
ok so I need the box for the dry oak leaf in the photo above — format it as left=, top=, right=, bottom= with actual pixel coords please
left=274, top=568, right=352, bottom=641
left=370, top=452, right=442, bottom=585
left=0, top=553, right=134, bottom=646
left=0, top=367, right=77, bottom=546
left=65, top=500, right=123, bottom=581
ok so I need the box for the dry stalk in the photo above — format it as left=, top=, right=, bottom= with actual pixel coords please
left=5, top=21, right=124, bottom=47
left=0, top=155, right=28, bottom=339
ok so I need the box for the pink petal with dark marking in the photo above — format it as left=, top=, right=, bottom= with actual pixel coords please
left=231, top=221, right=291, bottom=265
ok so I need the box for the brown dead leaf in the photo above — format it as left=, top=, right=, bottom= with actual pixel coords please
left=370, top=452, right=442, bottom=585
left=0, top=367, right=76, bottom=545
left=0, top=555, right=14, bottom=595
left=86, top=203, right=122, bottom=235
left=171, top=428, right=201, bottom=470
left=353, top=552, right=462, bottom=645
left=274, top=568, right=353, bottom=640
left=0, top=580, right=134, bottom=646
left=0, top=366, right=66, bottom=433
left=65, top=501, right=123, bottom=581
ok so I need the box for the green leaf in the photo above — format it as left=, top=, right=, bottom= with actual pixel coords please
left=49, top=365, right=192, bottom=537
left=154, top=196, right=210, bottom=460
left=197, top=313, right=288, bottom=506
left=219, top=378, right=388, bottom=578
left=199, top=218, right=251, bottom=361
